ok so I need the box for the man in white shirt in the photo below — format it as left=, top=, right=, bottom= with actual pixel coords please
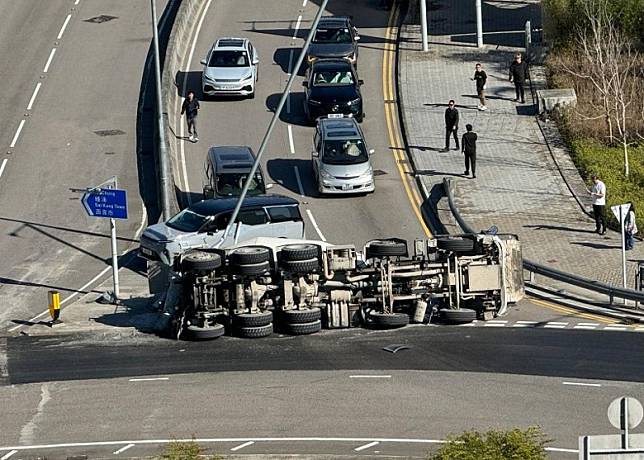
left=590, top=174, right=607, bottom=235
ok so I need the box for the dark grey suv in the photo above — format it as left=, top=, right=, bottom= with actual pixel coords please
left=306, top=16, right=360, bottom=67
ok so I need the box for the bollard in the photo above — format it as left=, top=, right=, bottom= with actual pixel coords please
left=48, top=290, right=61, bottom=322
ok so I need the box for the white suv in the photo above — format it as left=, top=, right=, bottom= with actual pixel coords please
left=201, top=37, right=259, bottom=98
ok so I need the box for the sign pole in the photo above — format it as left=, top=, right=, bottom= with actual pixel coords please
left=620, top=206, right=627, bottom=303
left=110, top=217, right=120, bottom=301
left=476, top=0, right=483, bottom=48
left=420, top=0, right=428, bottom=51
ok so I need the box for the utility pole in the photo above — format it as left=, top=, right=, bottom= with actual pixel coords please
left=151, top=0, right=171, bottom=221
left=420, top=0, right=428, bottom=51
left=476, top=0, right=483, bottom=48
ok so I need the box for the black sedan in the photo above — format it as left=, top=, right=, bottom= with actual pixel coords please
left=306, top=16, right=360, bottom=67
left=303, top=59, right=364, bottom=123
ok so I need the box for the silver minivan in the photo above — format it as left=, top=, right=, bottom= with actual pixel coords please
left=312, top=115, right=375, bottom=195
left=139, top=195, right=305, bottom=267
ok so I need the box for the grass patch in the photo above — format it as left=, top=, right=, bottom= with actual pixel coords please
left=158, top=440, right=221, bottom=460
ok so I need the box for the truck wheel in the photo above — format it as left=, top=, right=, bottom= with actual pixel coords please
left=230, top=246, right=271, bottom=265
left=281, top=307, right=321, bottom=324
left=182, top=323, right=225, bottom=340
left=280, top=244, right=319, bottom=261
left=281, top=258, right=320, bottom=273
left=236, top=322, right=273, bottom=338
left=368, top=312, right=409, bottom=328
left=284, top=320, right=322, bottom=335
left=181, top=251, right=222, bottom=272
left=233, top=311, right=273, bottom=328
left=436, top=237, right=475, bottom=253
left=441, top=308, right=476, bottom=324
left=365, top=240, right=407, bottom=258
left=233, top=261, right=271, bottom=276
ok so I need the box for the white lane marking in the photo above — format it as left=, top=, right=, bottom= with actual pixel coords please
left=350, top=375, right=391, bottom=379
left=0, top=159, right=8, bottom=179
left=287, top=48, right=295, bottom=76
left=577, top=323, right=599, bottom=326
left=129, top=377, right=169, bottom=382
left=230, top=441, right=254, bottom=451
left=562, top=381, right=601, bottom=387
left=74, top=0, right=80, bottom=4
left=9, top=120, right=26, bottom=148
left=484, top=323, right=506, bottom=327
left=26, top=83, right=42, bottom=110
left=43, top=48, right=57, bottom=73
left=511, top=324, right=531, bottom=328
left=604, top=326, right=628, bottom=331
left=288, top=124, right=295, bottom=154
left=635, top=327, right=644, bottom=332
left=573, top=325, right=597, bottom=330
left=306, top=209, right=326, bottom=242
left=1, top=451, right=18, bottom=460
left=546, top=322, right=568, bottom=325
left=112, top=444, right=134, bottom=455
left=354, top=441, right=379, bottom=452
left=516, top=320, right=537, bottom=324
left=544, top=324, right=567, bottom=329
left=545, top=447, right=579, bottom=453
left=177, top=0, right=214, bottom=203
left=302, top=0, right=307, bottom=6
left=57, top=14, right=72, bottom=40
left=487, top=320, right=507, bottom=323
left=294, top=166, right=304, bottom=197
left=292, top=15, right=302, bottom=39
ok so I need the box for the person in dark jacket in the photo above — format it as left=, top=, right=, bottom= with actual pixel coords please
left=181, top=90, right=200, bottom=142
left=471, top=63, right=488, bottom=110
left=442, top=100, right=459, bottom=152
left=509, top=52, right=529, bottom=104
left=461, top=124, right=477, bottom=178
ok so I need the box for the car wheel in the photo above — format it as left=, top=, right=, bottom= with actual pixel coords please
left=365, top=239, right=408, bottom=258
left=283, top=320, right=322, bottom=335
left=367, top=312, right=409, bottom=329
left=182, top=323, right=225, bottom=340
left=236, top=322, right=273, bottom=338
left=441, top=308, right=477, bottom=324
left=233, top=261, right=271, bottom=276
left=233, top=311, right=273, bottom=328
left=230, top=246, right=271, bottom=265
left=280, top=258, right=320, bottom=273
left=181, top=251, right=222, bottom=272
left=280, top=307, right=322, bottom=324
left=280, top=244, right=319, bottom=261
left=436, top=237, right=476, bottom=254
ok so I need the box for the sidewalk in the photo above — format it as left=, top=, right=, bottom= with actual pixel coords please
left=398, top=0, right=644, bottom=287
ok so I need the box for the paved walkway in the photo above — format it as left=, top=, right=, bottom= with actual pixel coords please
left=398, top=0, right=644, bottom=287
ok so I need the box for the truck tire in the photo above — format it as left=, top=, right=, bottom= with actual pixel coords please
left=182, top=323, right=225, bottom=340
left=284, top=320, right=322, bottom=335
left=441, top=308, right=476, bottom=324
left=230, top=246, right=271, bottom=265
left=281, top=307, right=321, bottom=324
left=181, top=251, right=222, bottom=272
left=436, top=237, right=475, bottom=253
left=280, top=244, right=319, bottom=261
left=365, top=240, right=407, bottom=258
left=368, top=312, right=409, bottom=328
left=281, top=258, right=320, bottom=273
left=236, top=322, right=273, bottom=338
left=233, top=311, right=273, bottom=328
left=233, top=261, right=271, bottom=276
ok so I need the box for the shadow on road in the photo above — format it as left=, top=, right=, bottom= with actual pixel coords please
left=266, top=158, right=318, bottom=198
left=266, top=92, right=311, bottom=127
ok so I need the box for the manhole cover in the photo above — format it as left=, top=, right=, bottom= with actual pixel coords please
left=372, top=169, right=387, bottom=177
left=94, top=129, right=125, bottom=136
left=84, top=15, right=118, bottom=24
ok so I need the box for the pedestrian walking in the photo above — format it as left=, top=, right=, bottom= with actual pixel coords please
left=509, top=52, right=529, bottom=104
left=625, top=202, right=637, bottom=250
left=442, top=100, right=459, bottom=152
left=471, top=63, right=488, bottom=110
left=181, top=90, right=200, bottom=142
left=590, top=174, right=607, bottom=235
left=461, top=124, right=477, bottom=178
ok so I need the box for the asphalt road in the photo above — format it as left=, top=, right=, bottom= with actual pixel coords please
left=170, top=0, right=425, bottom=247
left=0, top=0, right=164, bottom=330
left=2, top=328, right=643, bottom=458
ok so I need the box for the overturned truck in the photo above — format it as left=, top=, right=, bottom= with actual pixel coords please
left=157, top=233, right=523, bottom=340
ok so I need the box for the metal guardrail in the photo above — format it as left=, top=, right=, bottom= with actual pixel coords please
left=442, top=178, right=644, bottom=306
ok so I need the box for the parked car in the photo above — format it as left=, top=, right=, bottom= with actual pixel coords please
left=203, top=145, right=271, bottom=199
left=303, top=58, right=363, bottom=122
left=312, top=115, right=375, bottom=195
left=306, top=16, right=360, bottom=66
left=139, top=195, right=305, bottom=266
left=201, top=37, right=259, bottom=98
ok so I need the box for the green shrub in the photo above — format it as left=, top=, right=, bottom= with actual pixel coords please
left=428, top=427, right=549, bottom=460
left=159, top=439, right=221, bottom=460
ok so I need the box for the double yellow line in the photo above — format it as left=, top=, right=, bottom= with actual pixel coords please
left=382, top=5, right=431, bottom=237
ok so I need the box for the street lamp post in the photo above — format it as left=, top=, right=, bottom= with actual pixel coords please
left=420, top=0, right=428, bottom=51
left=476, top=0, right=483, bottom=48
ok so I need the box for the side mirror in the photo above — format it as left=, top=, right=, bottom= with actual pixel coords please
left=355, top=35, right=361, bottom=41
left=265, top=183, right=274, bottom=189
left=200, top=59, right=207, bottom=66
left=358, top=79, right=364, bottom=85
left=302, top=81, right=309, bottom=88
left=369, top=149, right=375, bottom=155
left=253, top=57, right=259, bottom=65
left=312, top=151, right=319, bottom=157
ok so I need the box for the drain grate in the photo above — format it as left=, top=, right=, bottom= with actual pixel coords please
left=372, top=169, right=387, bottom=177
left=94, top=129, right=125, bottom=137
left=84, top=15, right=118, bottom=24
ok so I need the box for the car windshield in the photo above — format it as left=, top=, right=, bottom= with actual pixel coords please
left=208, top=50, right=249, bottom=67
left=313, top=27, right=352, bottom=44
left=166, top=209, right=209, bottom=232
left=322, top=139, right=368, bottom=165
left=312, top=70, right=354, bottom=86
left=216, top=173, right=264, bottom=196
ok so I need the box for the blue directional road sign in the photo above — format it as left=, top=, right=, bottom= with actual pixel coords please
left=82, top=188, right=128, bottom=220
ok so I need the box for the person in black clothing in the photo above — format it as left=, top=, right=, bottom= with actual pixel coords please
left=181, top=90, right=200, bottom=142
left=442, top=100, right=459, bottom=152
left=509, top=52, right=529, bottom=103
left=471, top=63, right=487, bottom=110
left=461, top=124, right=477, bottom=178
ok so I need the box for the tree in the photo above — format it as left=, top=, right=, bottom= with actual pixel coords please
left=428, top=427, right=550, bottom=460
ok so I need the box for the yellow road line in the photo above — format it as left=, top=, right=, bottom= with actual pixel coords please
left=382, top=5, right=431, bottom=237
left=527, top=296, right=618, bottom=324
